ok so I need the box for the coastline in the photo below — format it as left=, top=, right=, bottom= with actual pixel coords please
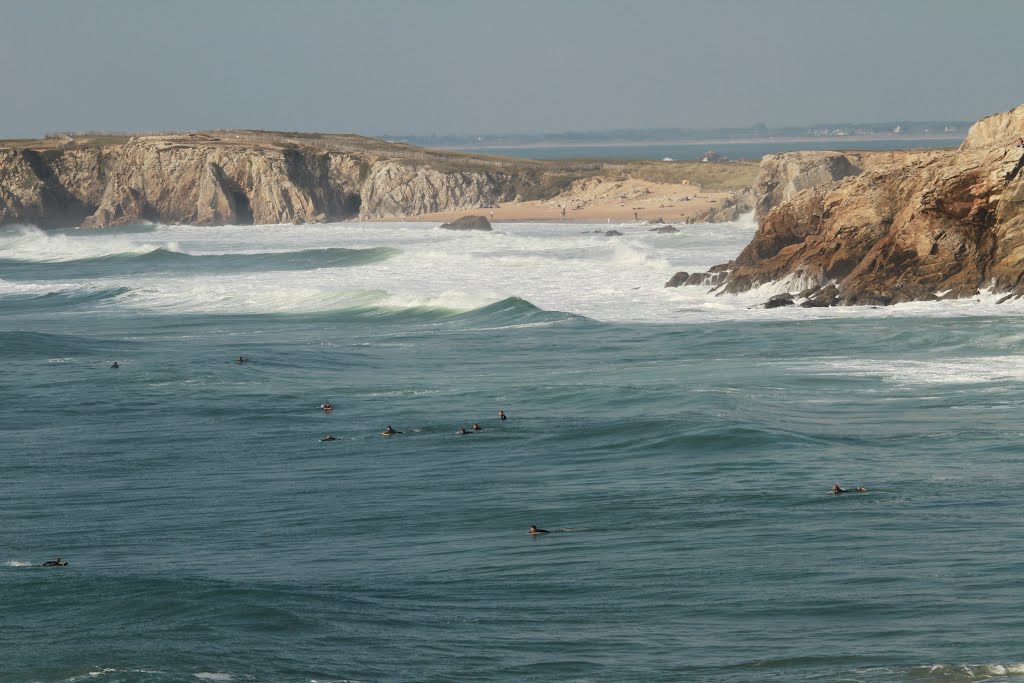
left=434, top=133, right=966, bottom=152
left=370, top=177, right=734, bottom=224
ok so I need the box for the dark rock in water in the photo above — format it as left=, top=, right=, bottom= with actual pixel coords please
left=649, top=225, right=679, bottom=234
left=764, top=293, right=795, bottom=308
left=800, top=283, right=840, bottom=307
left=440, top=215, right=492, bottom=231
left=997, top=293, right=1019, bottom=304
left=605, top=230, right=623, bottom=236
left=667, top=270, right=730, bottom=288
left=665, top=271, right=689, bottom=288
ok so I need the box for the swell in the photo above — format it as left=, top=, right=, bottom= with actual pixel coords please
left=0, top=285, right=132, bottom=312
left=0, top=246, right=400, bottom=280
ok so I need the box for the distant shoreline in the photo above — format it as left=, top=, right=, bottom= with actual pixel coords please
left=436, top=133, right=965, bottom=152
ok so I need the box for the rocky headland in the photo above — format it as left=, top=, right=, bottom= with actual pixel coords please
left=670, top=105, right=1024, bottom=306
left=0, top=131, right=756, bottom=229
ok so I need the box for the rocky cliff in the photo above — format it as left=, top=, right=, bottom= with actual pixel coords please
left=0, top=131, right=571, bottom=228
left=674, top=105, right=1024, bottom=306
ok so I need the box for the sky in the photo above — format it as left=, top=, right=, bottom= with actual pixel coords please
left=1, top=0, right=1021, bottom=139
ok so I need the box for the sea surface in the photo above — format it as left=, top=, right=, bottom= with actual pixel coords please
left=5, top=217, right=1024, bottom=683
left=446, top=137, right=963, bottom=161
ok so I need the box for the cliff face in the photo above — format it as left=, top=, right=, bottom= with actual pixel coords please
left=686, top=105, right=1024, bottom=305
left=0, top=132, right=550, bottom=228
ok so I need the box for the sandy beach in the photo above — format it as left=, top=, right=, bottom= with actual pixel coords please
left=387, top=176, right=734, bottom=224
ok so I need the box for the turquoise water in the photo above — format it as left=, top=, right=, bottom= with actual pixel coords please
left=4, top=220, right=1024, bottom=682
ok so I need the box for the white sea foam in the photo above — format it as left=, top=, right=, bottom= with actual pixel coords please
left=0, top=224, right=179, bottom=262
left=194, top=674, right=233, bottom=681
left=808, top=356, right=1024, bottom=385
left=23, top=219, right=1024, bottom=324
left=921, top=663, right=1024, bottom=679
left=4, top=560, right=33, bottom=567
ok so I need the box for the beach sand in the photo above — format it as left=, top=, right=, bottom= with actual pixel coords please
left=375, top=177, right=734, bottom=224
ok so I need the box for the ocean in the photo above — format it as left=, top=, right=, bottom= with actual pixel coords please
left=4, top=217, right=1024, bottom=683
left=445, top=137, right=964, bottom=161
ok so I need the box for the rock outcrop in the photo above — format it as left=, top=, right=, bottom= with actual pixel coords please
left=675, top=105, right=1024, bottom=306
left=0, top=131, right=572, bottom=228
left=439, top=215, right=492, bottom=231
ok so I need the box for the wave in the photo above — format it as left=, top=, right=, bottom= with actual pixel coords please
left=0, top=282, right=132, bottom=312
left=917, top=663, right=1024, bottom=680
left=0, top=246, right=399, bottom=280
left=0, top=330, right=132, bottom=358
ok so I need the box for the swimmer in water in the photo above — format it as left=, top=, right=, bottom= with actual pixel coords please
left=110, top=361, right=119, bottom=369
left=457, top=427, right=472, bottom=435
left=499, top=410, right=507, bottom=420
left=529, top=525, right=550, bottom=534
left=237, top=356, right=248, bottom=363
left=382, top=425, right=401, bottom=435
left=322, top=403, right=332, bottom=411
left=472, top=423, right=482, bottom=431
left=832, top=484, right=867, bottom=494
left=320, top=434, right=337, bottom=441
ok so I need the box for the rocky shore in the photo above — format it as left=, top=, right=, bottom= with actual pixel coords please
left=0, top=131, right=755, bottom=229
left=668, top=104, right=1024, bottom=306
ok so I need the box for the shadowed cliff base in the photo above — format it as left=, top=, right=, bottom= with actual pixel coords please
left=0, top=130, right=758, bottom=229
left=667, top=104, right=1024, bottom=307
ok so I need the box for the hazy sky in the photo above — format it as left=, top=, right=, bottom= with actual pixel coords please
left=2, top=0, right=1021, bottom=138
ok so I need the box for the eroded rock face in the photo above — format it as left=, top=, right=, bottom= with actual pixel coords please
left=0, top=133, right=540, bottom=228
left=685, top=105, right=1024, bottom=306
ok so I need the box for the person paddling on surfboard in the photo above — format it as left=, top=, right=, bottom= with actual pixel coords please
left=382, top=425, right=401, bottom=435
left=320, top=434, right=337, bottom=441
left=832, top=484, right=867, bottom=494
left=529, top=525, right=550, bottom=534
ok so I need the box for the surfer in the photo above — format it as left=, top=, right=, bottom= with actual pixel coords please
left=499, top=410, right=507, bottom=420
left=457, top=427, right=472, bottom=435
left=110, top=361, right=119, bottom=369
left=236, top=356, right=248, bottom=363
left=832, top=484, right=867, bottom=494
left=322, top=403, right=332, bottom=411
left=382, top=425, right=401, bottom=435
left=42, top=557, right=67, bottom=567
left=529, top=525, right=550, bottom=534
left=320, top=434, right=337, bottom=441
left=472, top=423, right=483, bottom=431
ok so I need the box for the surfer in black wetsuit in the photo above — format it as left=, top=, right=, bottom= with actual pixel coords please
left=42, top=557, right=67, bottom=566
left=382, top=425, right=400, bottom=435
left=832, top=484, right=867, bottom=494
left=457, top=427, right=472, bottom=435
left=322, top=403, right=332, bottom=411
left=110, top=361, right=119, bottom=369
left=237, top=356, right=248, bottom=363
left=529, top=525, right=550, bottom=534
left=499, top=410, right=507, bottom=420
left=320, top=434, right=337, bottom=441
left=472, top=423, right=483, bottom=431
